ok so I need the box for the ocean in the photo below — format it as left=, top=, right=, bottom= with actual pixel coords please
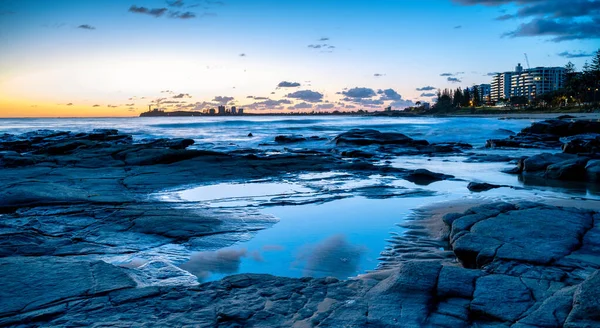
left=0, top=116, right=535, bottom=150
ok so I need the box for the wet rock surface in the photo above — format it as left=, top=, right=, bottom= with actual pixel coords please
left=486, top=118, right=600, bottom=150
left=1, top=129, right=599, bottom=327
left=334, top=129, right=429, bottom=147
left=2, top=201, right=598, bottom=327
left=490, top=119, right=600, bottom=184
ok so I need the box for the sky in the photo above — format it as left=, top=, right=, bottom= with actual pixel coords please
left=0, top=0, right=598, bottom=117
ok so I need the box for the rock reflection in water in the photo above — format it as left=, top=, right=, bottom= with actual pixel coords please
left=295, top=234, right=367, bottom=279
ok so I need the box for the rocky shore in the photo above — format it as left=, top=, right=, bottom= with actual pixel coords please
left=1, top=119, right=600, bottom=327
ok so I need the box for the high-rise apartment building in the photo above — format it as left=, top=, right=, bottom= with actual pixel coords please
left=490, top=63, right=565, bottom=103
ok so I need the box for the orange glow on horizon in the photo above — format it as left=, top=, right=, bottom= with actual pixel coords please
left=0, top=98, right=140, bottom=118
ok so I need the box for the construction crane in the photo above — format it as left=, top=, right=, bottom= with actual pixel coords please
left=524, top=53, right=531, bottom=70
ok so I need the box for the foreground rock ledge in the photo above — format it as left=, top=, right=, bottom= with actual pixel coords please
left=1, top=202, right=598, bottom=327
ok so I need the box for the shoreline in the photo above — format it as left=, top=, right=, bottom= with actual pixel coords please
left=1, top=118, right=599, bottom=326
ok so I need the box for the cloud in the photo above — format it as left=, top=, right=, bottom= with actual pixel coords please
left=239, top=53, right=246, bottom=57
left=308, top=44, right=323, bottom=49
left=454, top=0, right=600, bottom=42
left=319, top=37, right=330, bottom=41
left=373, top=73, right=385, bottom=77
left=92, top=104, right=100, bottom=107
left=286, top=90, right=324, bottom=103
left=295, top=235, right=366, bottom=279
left=42, top=23, right=66, bottom=29
left=66, top=103, right=73, bottom=106
left=170, top=11, right=196, bottom=19
left=128, top=5, right=168, bottom=17
left=378, top=88, right=402, bottom=101
left=342, top=87, right=376, bottom=99
left=289, top=102, right=313, bottom=110
left=188, top=101, right=218, bottom=111
left=243, top=98, right=293, bottom=110
left=277, top=81, right=301, bottom=88
left=390, top=99, right=416, bottom=109
left=77, top=24, right=95, bottom=30
left=167, top=0, right=185, bottom=7
left=179, top=248, right=263, bottom=280
left=173, top=93, right=191, bottom=99
left=513, top=0, right=600, bottom=19
left=486, top=72, right=499, bottom=76
left=496, top=14, right=515, bottom=20
left=448, top=77, right=462, bottom=83
left=0, top=11, right=16, bottom=16
left=420, top=93, right=437, bottom=97
left=342, top=98, right=385, bottom=107
left=212, top=96, right=234, bottom=104
left=417, top=86, right=436, bottom=91
left=316, top=103, right=335, bottom=110
left=558, top=50, right=595, bottom=58
left=503, top=17, right=600, bottom=42
left=454, top=25, right=462, bottom=29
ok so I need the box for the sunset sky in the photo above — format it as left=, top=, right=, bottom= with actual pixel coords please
left=0, top=0, right=598, bottom=117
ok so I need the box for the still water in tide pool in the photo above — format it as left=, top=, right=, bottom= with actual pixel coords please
left=160, top=167, right=600, bottom=282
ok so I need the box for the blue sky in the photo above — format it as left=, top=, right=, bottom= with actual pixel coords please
left=0, top=0, right=598, bottom=116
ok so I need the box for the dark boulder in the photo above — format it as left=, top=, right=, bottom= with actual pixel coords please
left=274, top=135, right=307, bottom=143
left=545, top=157, right=590, bottom=181
left=467, top=182, right=503, bottom=192
left=557, top=115, right=576, bottom=120
left=341, top=150, right=375, bottom=159
left=522, top=119, right=600, bottom=137
left=562, top=135, right=600, bottom=154
left=405, top=169, right=453, bottom=185
left=487, top=120, right=600, bottom=150
left=334, top=129, right=428, bottom=146
left=149, top=138, right=195, bottom=150
left=586, top=160, right=600, bottom=182
left=42, top=140, right=88, bottom=155
left=518, top=153, right=576, bottom=172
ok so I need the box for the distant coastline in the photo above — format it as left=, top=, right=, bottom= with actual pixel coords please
left=139, top=107, right=599, bottom=118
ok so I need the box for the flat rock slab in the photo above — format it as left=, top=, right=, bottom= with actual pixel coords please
left=0, top=257, right=135, bottom=321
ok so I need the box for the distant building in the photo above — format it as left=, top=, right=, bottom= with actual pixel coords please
left=490, top=63, right=566, bottom=103
left=231, top=106, right=237, bottom=114
left=218, top=105, right=226, bottom=115
left=477, top=84, right=491, bottom=103
left=511, top=66, right=565, bottom=101
left=209, top=108, right=216, bottom=115
left=238, top=108, right=244, bottom=115
left=491, top=71, right=513, bottom=102
left=384, top=106, right=392, bottom=112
